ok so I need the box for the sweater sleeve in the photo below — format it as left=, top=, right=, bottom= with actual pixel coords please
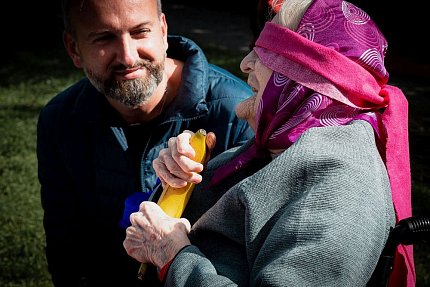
left=165, top=245, right=238, bottom=286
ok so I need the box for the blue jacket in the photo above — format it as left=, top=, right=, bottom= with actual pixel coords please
left=37, top=35, right=253, bottom=286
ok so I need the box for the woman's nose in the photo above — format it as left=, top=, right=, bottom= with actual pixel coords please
left=240, top=50, right=257, bottom=73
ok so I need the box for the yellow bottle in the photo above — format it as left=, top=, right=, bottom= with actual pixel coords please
left=138, top=129, right=207, bottom=280
left=157, top=129, right=207, bottom=218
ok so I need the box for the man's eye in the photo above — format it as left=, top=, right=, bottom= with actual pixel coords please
left=92, top=34, right=113, bottom=43
left=133, top=29, right=150, bottom=37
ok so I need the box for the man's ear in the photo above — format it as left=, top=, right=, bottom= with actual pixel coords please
left=63, top=32, right=83, bottom=68
left=160, top=13, right=168, bottom=51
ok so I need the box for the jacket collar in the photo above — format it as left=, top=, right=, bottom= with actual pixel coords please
left=163, top=35, right=209, bottom=119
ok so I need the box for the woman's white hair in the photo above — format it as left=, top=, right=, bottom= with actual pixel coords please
left=272, top=0, right=314, bottom=31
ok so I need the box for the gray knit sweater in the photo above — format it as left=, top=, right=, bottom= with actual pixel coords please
left=166, top=120, right=395, bottom=286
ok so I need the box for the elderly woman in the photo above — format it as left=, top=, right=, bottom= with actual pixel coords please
left=123, top=0, right=414, bottom=286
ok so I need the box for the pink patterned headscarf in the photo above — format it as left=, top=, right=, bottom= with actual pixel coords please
left=211, top=0, right=414, bottom=285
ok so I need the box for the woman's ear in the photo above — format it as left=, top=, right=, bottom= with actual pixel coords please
left=63, top=32, right=83, bottom=68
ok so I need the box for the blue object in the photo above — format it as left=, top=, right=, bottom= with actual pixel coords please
left=119, top=191, right=151, bottom=228
left=118, top=178, right=161, bottom=228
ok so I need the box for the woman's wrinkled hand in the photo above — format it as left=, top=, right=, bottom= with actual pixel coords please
left=123, top=201, right=191, bottom=269
left=153, top=130, right=216, bottom=188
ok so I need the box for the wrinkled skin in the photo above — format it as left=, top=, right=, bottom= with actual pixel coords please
left=123, top=201, right=191, bottom=269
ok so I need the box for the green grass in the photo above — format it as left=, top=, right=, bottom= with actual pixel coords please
left=0, top=45, right=428, bottom=286
left=0, top=47, right=83, bottom=287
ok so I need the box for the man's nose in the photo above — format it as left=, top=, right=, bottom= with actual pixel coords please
left=117, top=35, right=139, bottom=67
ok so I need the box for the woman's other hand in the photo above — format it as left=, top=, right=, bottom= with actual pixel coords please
left=153, top=130, right=216, bottom=188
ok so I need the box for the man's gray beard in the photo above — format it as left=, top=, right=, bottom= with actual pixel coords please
left=86, top=60, right=164, bottom=108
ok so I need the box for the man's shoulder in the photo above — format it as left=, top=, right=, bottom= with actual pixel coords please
left=206, top=63, right=252, bottom=100
left=167, top=35, right=251, bottom=99
left=41, top=78, right=93, bottom=112
left=207, top=63, right=245, bottom=83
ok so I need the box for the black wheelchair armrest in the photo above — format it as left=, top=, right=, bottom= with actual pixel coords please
left=367, top=216, right=430, bottom=287
left=389, top=216, right=430, bottom=246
